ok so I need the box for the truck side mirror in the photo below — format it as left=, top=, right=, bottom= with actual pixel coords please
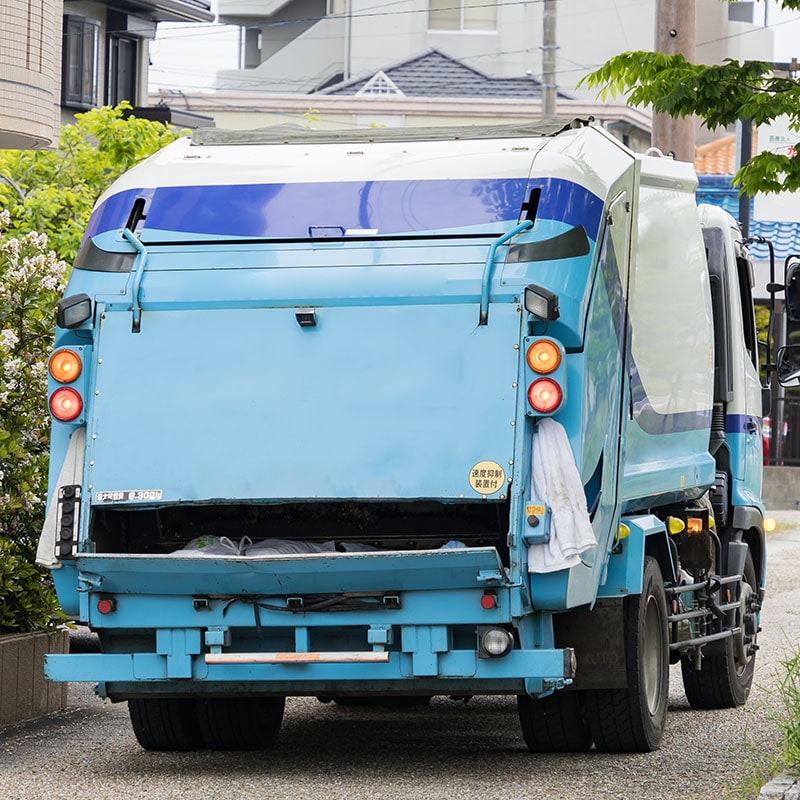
left=776, top=344, right=800, bottom=387
left=786, top=261, right=800, bottom=321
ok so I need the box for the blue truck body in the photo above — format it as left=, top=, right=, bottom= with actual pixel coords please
left=39, top=121, right=767, bottom=752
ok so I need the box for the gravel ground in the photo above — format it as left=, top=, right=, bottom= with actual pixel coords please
left=1, top=513, right=799, bottom=800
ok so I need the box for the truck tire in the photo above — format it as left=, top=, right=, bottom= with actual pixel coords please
left=584, top=556, right=669, bottom=752
left=681, top=550, right=758, bottom=709
left=128, top=698, right=204, bottom=751
left=517, top=691, right=591, bottom=752
left=196, top=697, right=285, bottom=750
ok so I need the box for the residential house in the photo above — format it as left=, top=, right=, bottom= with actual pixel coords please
left=151, top=49, right=653, bottom=148
left=60, top=0, right=214, bottom=128
left=213, top=0, right=773, bottom=97
left=0, top=0, right=63, bottom=149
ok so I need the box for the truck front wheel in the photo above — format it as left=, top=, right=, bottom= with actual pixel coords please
left=681, top=550, right=758, bottom=709
left=584, top=556, right=670, bottom=752
left=517, top=691, right=591, bottom=752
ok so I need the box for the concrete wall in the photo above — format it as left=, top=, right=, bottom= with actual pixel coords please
left=0, top=629, right=69, bottom=728
left=763, top=467, right=800, bottom=511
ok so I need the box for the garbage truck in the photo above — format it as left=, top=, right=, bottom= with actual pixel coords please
left=39, top=119, right=771, bottom=753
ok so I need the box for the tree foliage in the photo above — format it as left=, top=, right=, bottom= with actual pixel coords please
left=581, top=2, right=800, bottom=196
left=0, top=212, right=69, bottom=631
left=0, top=102, right=185, bottom=263
left=0, top=104, right=183, bottom=631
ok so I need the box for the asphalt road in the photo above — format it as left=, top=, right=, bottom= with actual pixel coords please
left=2, top=514, right=800, bottom=800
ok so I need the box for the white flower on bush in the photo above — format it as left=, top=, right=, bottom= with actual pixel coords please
left=0, top=213, right=69, bottom=532
left=0, top=328, right=18, bottom=349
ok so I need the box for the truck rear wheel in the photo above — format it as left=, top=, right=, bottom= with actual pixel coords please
left=128, top=698, right=204, bottom=751
left=517, top=691, right=591, bottom=752
left=196, top=697, right=285, bottom=750
left=584, top=556, right=669, bottom=752
left=681, top=551, right=758, bottom=709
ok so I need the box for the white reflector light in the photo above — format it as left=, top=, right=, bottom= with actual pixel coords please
left=480, top=627, right=514, bottom=658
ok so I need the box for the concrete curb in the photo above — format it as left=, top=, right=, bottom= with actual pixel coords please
left=759, top=773, right=800, bottom=799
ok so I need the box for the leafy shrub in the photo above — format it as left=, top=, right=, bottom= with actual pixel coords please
left=0, top=105, right=182, bottom=632
left=0, top=537, right=65, bottom=633
left=0, top=210, right=68, bottom=631
left=778, top=649, right=800, bottom=768
left=0, top=102, right=186, bottom=263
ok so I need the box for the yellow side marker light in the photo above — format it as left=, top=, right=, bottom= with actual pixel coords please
left=617, top=523, right=630, bottom=540
left=667, top=517, right=686, bottom=536
left=765, top=517, right=777, bottom=533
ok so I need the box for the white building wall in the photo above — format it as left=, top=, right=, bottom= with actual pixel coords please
left=215, top=0, right=776, bottom=98
left=0, top=0, right=62, bottom=149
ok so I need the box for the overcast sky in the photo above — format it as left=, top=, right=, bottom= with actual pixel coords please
left=146, top=1, right=800, bottom=95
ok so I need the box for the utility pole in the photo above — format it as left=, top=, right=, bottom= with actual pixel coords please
left=542, top=0, right=557, bottom=117
left=653, top=0, right=696, bottom=162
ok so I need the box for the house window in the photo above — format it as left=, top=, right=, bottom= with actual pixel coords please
left=428, top=0, right=497, bottom=31
left=107, top=34, right=138, bottom=106
left=62, top=15, right=100, bottom=110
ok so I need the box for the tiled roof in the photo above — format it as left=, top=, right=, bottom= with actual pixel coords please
left=697, top=175, right=800, bottom=261
left=749, top=220, right=800, bottom=261
left=694, top=134, right=737, bottom=175
left=317, top=49, right=572, bottom=99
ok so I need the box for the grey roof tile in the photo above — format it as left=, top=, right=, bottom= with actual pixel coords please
left=317, top=49, right=571, bottom=99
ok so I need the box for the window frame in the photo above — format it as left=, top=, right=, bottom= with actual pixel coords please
left=106, top=32, right=139, bottom=107
left=62, top=15, right=100, bottom=110
left=428, top=0, right=497, bottom=32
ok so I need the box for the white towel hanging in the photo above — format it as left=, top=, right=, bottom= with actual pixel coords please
left=527, top=418, right=596, bottom=573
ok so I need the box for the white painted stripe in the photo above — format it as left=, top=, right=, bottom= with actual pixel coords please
left=205, top=650, right=390, bottom=664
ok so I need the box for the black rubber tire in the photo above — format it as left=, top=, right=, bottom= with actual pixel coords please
left=585, top=556, right=670, bottom=753
left=128, top=698, right=204, bottom=751
left=196, top=697, right=285, bottom=751
left=517, top=691, right=592, bottom=752
left=681, top=550, right=758, bottom=709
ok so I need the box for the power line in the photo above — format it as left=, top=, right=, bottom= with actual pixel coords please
left=148, top=1, right=800, bottom=94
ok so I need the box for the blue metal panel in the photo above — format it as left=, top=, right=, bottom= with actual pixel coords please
left=726, top=420, right=765, bottom=510
left=83, top=590, right=509, bottom=630
left=84, top=178, right=601, bottom=242
left=622, top=429, right=716, bottom=511
left=45, top=647, right=571, bottom=690
left=86, top=299, right=520, bottom=503
left=598, top=514, right=664, bottom=598
left=72, top=548, right=508, bottom=597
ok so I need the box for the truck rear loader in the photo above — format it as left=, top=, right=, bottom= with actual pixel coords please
left=39, top=119, right=775, bottom=753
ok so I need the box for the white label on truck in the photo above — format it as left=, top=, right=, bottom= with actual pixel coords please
left=95, top=489, right=163, bottom=503
left=469, top=461, right=505, bottom=495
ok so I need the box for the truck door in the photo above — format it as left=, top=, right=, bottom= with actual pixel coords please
left=703, top=211, right=763, bottom=513
left=570, top=185, right=633, bottom=596
left=732, top=247, right=764, bottom=505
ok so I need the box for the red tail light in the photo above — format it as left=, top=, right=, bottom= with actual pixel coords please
left=527, top=378, right=562, bottom=414
left=50, top=387, right=83, bottom=422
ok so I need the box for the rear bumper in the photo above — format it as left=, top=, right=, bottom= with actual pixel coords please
left=45, top=548, right=575, bottom=697
left=45, top=645, right=575, bottom=699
